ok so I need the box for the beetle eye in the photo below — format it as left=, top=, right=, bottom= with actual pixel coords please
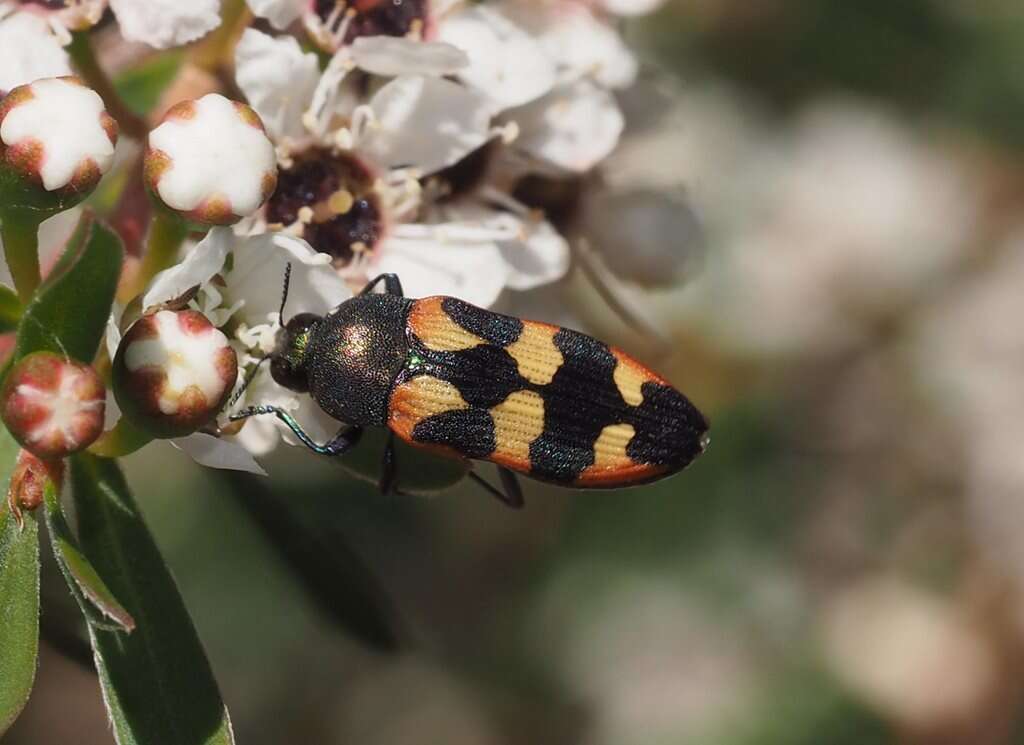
left=270, top=354, right=309, bottom=393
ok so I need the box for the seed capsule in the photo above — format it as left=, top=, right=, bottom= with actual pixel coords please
left=0, top=352, right=106, bottom=459
left=6, top=449, right=64, bottom=528
left=112, top=309, right=238, bottom=438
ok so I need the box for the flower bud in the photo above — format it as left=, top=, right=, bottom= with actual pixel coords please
left=7, top=449, right=64, bottom=526
left=0, top=352, right=106, bottom=459
left=112, top=309, right=238, bottom=438
left=0, top=76, right=118, bottom=212
left=145, top=93, right=277, bottom=225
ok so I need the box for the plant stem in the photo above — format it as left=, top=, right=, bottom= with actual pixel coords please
left=0, top=210, right=42, bottom=305
left=87, top=416, right=153, bottom=458
left=67, top=32, right=148, bottom=140
left=123, top=211, right=188, bottom=302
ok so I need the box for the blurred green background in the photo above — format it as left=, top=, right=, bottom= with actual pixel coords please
left=11, top=0, right=1024, bottom=742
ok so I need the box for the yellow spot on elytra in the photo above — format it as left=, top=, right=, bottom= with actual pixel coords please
left=613, top=356, right=646, bottom=407
left=506, top=323, right=562, bottom=386
left=490, top=390, right=544, bottom=468
left=409, top=297, right=485, bottom=352
left=592, top=423, right=635, bottom=466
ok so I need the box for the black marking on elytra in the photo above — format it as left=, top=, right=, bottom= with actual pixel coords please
left=528, top=328, right=627, bottom=483
left=412, top=408, right=496, bottom=459
left=417, top=343, right=526, bottom=410
left=442, top=297, right=523, bottom=348
left=627, top=382, right=708, bottom=467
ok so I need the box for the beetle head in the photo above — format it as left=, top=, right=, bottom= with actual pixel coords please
left=270, top=313, right=321, bottom=393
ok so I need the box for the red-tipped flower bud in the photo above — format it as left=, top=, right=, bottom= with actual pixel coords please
left=0, top=352, right=106, bottom=459
left=144, top=93, right=277, bottom=225
left=0, top=76, right=118, bottom=212
left=112, top=309, right=238, bottom=439
left=7, top=449, right=64, bottom=520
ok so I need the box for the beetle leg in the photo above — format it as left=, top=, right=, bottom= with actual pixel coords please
left=359, top=273, right=405, bottom=297
left=379, top=432, right=403, bottom=495
left=230, top=405, right=362, bottom=456
left=468, top=469, right=525, bottom=509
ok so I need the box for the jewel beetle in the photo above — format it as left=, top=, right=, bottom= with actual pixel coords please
left=230, top=270, right=710, bottom=507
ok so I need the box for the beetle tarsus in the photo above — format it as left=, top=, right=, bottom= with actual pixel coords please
left=359, top=273, right=405, bottom=297
left=469, top=469, right=525, bottom=509
left=230, top=405, right=362, bottom=456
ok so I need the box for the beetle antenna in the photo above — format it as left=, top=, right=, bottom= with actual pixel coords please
left=228, top=356, right=270, bottom=408
left=278, top=262, right=292, bottom=325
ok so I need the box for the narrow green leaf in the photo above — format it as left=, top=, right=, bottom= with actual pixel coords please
left=222, top=470, right=404, bottom=651
left=16, top=214, right=123, bottom=363
left=0, top=427, right=40, bottom=736
left=336, top=427, right=470, bottom=494
left=0, top=286, right=21, bottom=333
left=71, top=454, right=234, bottom=745
left=43, top=482, right=135, bottom=633
left=0, top=507, right=39, bottom=736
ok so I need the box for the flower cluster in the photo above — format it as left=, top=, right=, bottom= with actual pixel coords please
left=0, top=0, right=681, bottom=473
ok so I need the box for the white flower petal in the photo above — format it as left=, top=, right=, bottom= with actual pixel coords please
left=601, top=0, right=665, bottom=16
left=230, top=366, right=338, bottom=454
left=172, top=432, right=268, bottom=474
left=0, top=13, right=71, bottom=93
left=350, top=36, right=468, bottom=77
left=500, top=2, right=637, bottom=89
left=436, top=6, right=555, bottom=111
left=362, top=76, right=491, bottom=175
left=225, top=232, right=351, bottom=323
left=244, top=0, right=301, bottom=29
left=144, top=227, right=231, bottom=309
left=495, top=215, right=570, bottom=291
left=109, top=0, right=221, bottom=49
left=509, top=80, right=624, bottom=172
left=374, top=235, right=508, bottom=306
left=235, top=29, right=319, bottom=142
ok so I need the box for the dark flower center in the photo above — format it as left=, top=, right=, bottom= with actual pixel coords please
left=266, top=149, right=384, bottom=266
left=20, top=0, right=70, bottom=8
left=425, top=142, right=495, bottom=203
left=313, top=0, right=430, bottom=46
left=512, top=174, right=585, bottom=231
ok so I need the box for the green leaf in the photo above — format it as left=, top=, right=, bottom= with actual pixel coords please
left=335, top=427, right=470, bottom=494
left=0, top=285, right=21, bottom=333
left=71, top=454, right=234, bottom=745
left=221, top=470, right=404, bottom=651
left=43, top=481, right=135, bottom=633
left=114, top=52, right=183, bottom=116
left=0, top=429, right=40, bottom=737
left=16, top=213, right=123, bottom=363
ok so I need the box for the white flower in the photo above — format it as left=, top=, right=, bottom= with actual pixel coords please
left=0, top=0, right=221, bottom=49
left=0, top=76, right=117, bottom=193
left=0, top=12, right=71, bottom=94
left=505, top=79, right=624, bottom=173
left=0, top=0, right=105, bottom=45
left=107, top=0, right=221, bottom=49
left=145, top=93, right=277, bottom=224
left=140, top=227, right=351, bottom=463
left=236, top=29, right=563, bottom=306
left=494, top=0, right=638, bottom=90
left=246, top=0, right=557, bottom=112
